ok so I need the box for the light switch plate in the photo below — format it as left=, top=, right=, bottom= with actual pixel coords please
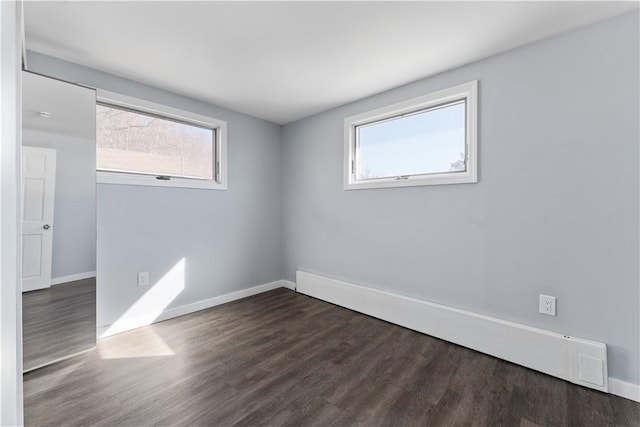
left=137, top=272, right=149, bottom=287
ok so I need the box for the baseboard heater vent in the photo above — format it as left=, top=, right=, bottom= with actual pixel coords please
left=296, top=271, right=608, bottom=393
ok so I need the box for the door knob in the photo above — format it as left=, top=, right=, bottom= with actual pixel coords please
left=43, top=224, right=51, bottom=230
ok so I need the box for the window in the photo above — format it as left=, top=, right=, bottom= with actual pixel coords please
left=344, top=81, right=477, bottom=190
left=96, top=90, right=227, bottom=190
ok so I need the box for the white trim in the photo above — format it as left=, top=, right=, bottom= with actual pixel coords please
left=344, top=80, right=478, bottom=190
left=609, top=378, right=640, bottom=402
left=50, top=271, right=96, bottom=286
left=96, top=90, right=227, bottom=191
left=280, top=280, right=296, bottom=291
left=97, top=280, right=293, bottom=338
left=97, top=171, right=224, bottom=190
left=296, top=271, right=610, bottom=393
left=0, top=1, right=24, bottom=424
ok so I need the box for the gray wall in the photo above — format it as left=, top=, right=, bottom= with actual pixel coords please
left=281, top=11, right=639, bottom=384
left=26, top=52, right=283, bottom=333
left=22, top=129, right=96, bottom=280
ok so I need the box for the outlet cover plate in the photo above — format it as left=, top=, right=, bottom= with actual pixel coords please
left=539, top=294, right=556, bottom=316
left=138, top=272, right=150, bottom=287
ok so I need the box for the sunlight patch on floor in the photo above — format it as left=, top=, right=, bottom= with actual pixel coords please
left=99, top=328, right=175, bottom=359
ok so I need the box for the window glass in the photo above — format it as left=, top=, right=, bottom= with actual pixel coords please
left=96, top=104, right=214, bottom=180
left=356, top=101, right=466, bottom=180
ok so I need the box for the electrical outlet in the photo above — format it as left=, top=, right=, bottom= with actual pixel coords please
left=137, top=272, right=149, bottom=287
left=539, top=294, right=556, bottom=316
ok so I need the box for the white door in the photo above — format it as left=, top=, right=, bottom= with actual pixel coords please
left=22, top=146, right=57, bottom=292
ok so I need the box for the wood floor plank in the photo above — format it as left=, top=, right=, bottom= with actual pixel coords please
left=24, top=288, right=640, bottom=426
left=484, top=361, right=528, bottom=426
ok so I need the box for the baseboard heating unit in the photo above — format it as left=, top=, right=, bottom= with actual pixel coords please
left=296, top=270, right=609, bottom=394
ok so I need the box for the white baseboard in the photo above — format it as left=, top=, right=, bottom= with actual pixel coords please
left=281, top=280, right=296, bottom=291
left=98, top=279, right=292, bottom=338
left=609, top=378, right=640, bottom=402
left=296, top=271, right=611, bottom=394
left=51, top=271, right=96, bottom=286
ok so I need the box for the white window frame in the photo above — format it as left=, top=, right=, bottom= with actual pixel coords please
left=344, top=80, right=478, bottom=190
left=96, top=90, right=227, bottom=190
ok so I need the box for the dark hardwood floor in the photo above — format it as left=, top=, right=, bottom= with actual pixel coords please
left=24, top=288, right=639, bottom=426
left=22, top=278, right=96, bottom=372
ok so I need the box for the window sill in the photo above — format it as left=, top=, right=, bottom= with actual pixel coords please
left=97, top=171, right=227, bottom=190
left=344, top=171, right=477, bottom=190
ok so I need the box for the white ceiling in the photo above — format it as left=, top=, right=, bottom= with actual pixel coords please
left=24, top=1, right=637, bottom=125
